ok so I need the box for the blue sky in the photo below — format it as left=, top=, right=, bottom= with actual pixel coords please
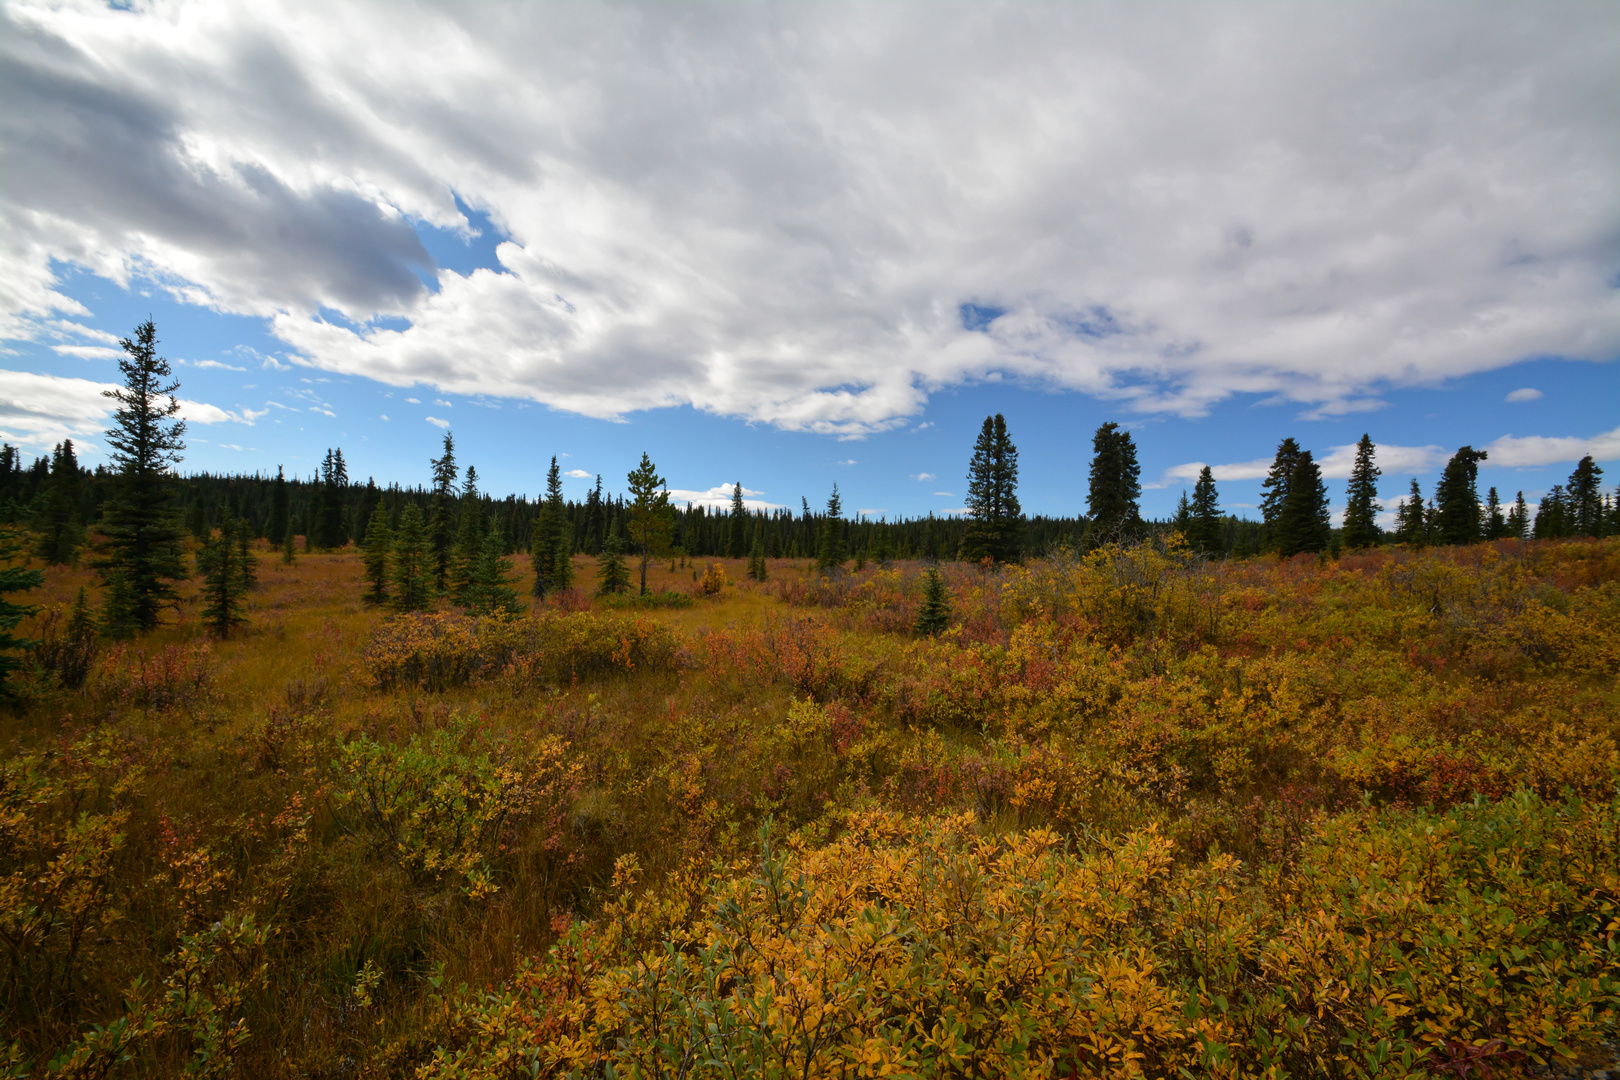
left=2, top=1, right=1616, bottom=522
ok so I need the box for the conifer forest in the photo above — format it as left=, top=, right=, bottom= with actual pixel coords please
left=3, top=324, right=1619, bottom=1079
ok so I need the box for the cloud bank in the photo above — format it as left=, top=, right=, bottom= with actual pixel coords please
left=2, top=1, right=1616, bottom=434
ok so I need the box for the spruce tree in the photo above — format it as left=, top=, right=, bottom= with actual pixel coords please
left=1533, top=486, right=1569, bottom=539
left=748, top=520, right=769, bottom=581
left=0, top=525, right=43, bottom=694
left=282, top=525, right=297, bottom=565
left=362, top=500, right=392, bottom=604
left=1567, top=455, right=1604, bottom=537
left=1483, top=487, right=1507, bottom=540
left=914, top=566, right=951, bottom=636
left=464, top=528, right=520, bottom=616
left=95, top=319, right=188, bottom=636
left=595, top=530, right=631, bottom=596
left=728, top=481, right=748, bottom=559
left=427, top=432, right=458, bottom=591
left=1394, top=479, right=1428, bottom=546
left=1259, top=438, right=1303, bottom=552
left=1506, top=491, right=1531, bottom=539
left=268, top=466, right=289, bottom=545
left=626, top=453, right=672, bottom=595
left=1276, top=451, right=1330, bottom=557
left=1433, top=446, right=1488, bottom=546
left=532, top=456, right=566, bottom=598
left=390, top=504, right=432, bottom=612
left=1187, top=466, right=1222, bottom=554
left=35, top=440, right=84, bottom=565
left=550, top=525, right=575, bottom=594
left=1172, top=492, right=1191, bottom=534
left=451, top=464, right=484, bottom=599
left=314, top=448, right=349, bottom=549
left=198, top=508, right=255, bottom=639
left=961, top=414, right=1023, bottom=564
left=817, top=483, right=847, bottom=572
left=1340, top=434, right=1381, bottom=550
left=1085, top=422, right=1141, bottom=544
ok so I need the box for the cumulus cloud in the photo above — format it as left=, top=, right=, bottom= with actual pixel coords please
left=425, top=415, right=449, bottom=428
left=910, top=472, right=936, bottom=482
left=1482, top=425, right=1620, bottom=468
left=563, top=468, right=591, bottom=479
left=0, top=367, right=248, bottom=450
left=665, top=482, right=783, bottom=512
left=2, top=2, right=1616, bottom=433
left=1504, top=388, right=1544, bottom=402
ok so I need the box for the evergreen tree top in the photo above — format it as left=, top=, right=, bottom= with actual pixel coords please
left=105, top=319, right=186, bottom=477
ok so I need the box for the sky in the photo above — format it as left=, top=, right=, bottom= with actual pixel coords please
left=1, top=0, right=1616, bottom=524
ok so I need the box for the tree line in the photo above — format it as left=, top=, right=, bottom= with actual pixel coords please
left=3, top=320, right=1617, bottom=652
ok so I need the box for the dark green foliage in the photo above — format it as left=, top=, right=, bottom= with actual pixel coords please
left=961, top=414, right=1023, bottom=564
left=1394, top=479, right=1429, bottom=546
left=549, top=525, right=574, bottom=594
left=428, top=432, right=458, bottom=590
left=282, top=526, right=297, bottom=565
left=1433, top=446, right=1488, bottom=546
left=1187, top=466, right=1222, bottom=554
left=1340, top=434, right=1381, bottom=550
left=1085, top=422, right=1141, bottom=544
left=626, top=453, right=672, bottom=596
left=451, top=465, right=484, bottom=599
left=0, top=525, right=43, bottom=693
left=817, top=484, right=846, bottom=573
left=363, top=500, right=392, bottom=605
left=533, top=457, right=567, bottom=598
left=1275, top=451, right=1330, bottom=558
left=313, top=448, right=350, bottom=550
left=464, top=529, right=520, bottom=616
left=728, top=481, right=747, bottom=559
left=596, top=531, right=631, bottom=596
left=914, top=567, right=951, bottom=636
left=268, top=466, right=289, bottom=545
left=185, top=494, right=208, bottom=541
left=1258, top=438, right=1303, bottom=552
left=1534, top=485, right=1569, bottom=540
left=1567, top=456, right=1604, bottom=537
left=747, top=521, right=768, bottom=581
left=1507, top=491, right=1531, bottom=540
left=95, top=320, right=188, bottom=636
left=34, top=440, right=85, bottom=565
left=198, top=508, right=256, bottom=639
left=391, top=504, right=432, bottom=612
left=1483, top=487, right=1507, bottom=540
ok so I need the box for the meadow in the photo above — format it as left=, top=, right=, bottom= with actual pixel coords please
left=4, top=536, right=1619, bottom=1078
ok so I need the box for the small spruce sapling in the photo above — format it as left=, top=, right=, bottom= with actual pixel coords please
left=914, top=567, right=951, bottom=637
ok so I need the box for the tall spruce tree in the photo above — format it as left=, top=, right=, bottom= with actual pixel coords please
left=1433, top=446, right=1488, bottom=546
left=626, top=452, right=672, bottom=596
left=1394, top=479, right=1429, bottom=546
left=1506, top=491, right=1531, bottom=539
left=1533, top=486, right=1569, bottom=539
left=1567, top=455, right=1604, bottom=537
left=727, top=481, right=748, bottom=559
left=427, top=432, right=458, bottom=590
left=1340, top=434, right=1381, bottom=549
left=314, top=448, right=349, bottom=549
left=1085, top=422, right=1141, bottom=544
left=1483, top=487, right=1508, bottom=540
left=268, top=466, right=289, bottom=545
left=362, top=499, right=391, bottom=605
left=1276, top=451, right=1331, bottom=557
left=96, top=319, right=188, bottom=635
left=198, top=507, right=255, bottom=638
left=464, top=528, right=520, bottom=616
left=390, top=504, right=431, bottom=612
left=533, top=456, right=566, bottom=598
left=35, top=440, right=84, bottom=565
left=817, top=484, right=847, bottom=572
left=1259, top=438, right=1303, bottom=552
left=1187, top=466, right=1222, bottom=554
left=451, top=464, right=484, bottom=599
left=961, top=414, right=1023, bottom=564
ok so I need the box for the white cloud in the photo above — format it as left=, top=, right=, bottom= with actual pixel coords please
left=379, top=413, right=389, bottom=421
left=665, top=482, right=783, bottom=511
left=1, top=3, right=1616, bottom=434
left=932, top=491, right=954, bottom=497
left=0, top=368, right=116, bottom=449
left=564, top=468, right=591, bottom=478
left=425, top=415, right=449, bottom=428
left=910, top=472, right=936, bottom=482
left=405, top=398, right=421, bottom=404
left=434, top=398, right=451, bottom=407
left=51, top=345, right=123, bottom=360
left=838, top=459, right=858, bottom=466
left=188, top=358, right=248, bottom=371
left=1482, top=425, right=1620, bottom=468
left=1505, top=387, right=1544, bottom=402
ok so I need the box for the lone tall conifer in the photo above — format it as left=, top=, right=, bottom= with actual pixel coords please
left=362, top=499, right=391, bottom=605
left=198, top=508, right=255, bottom=638
left=1276, top=451, right=1330, bottom=557
left=961, top=414, right=1022, bottom=564
left=1568, top=456, right=1604, bottom=537
left=1433, top=447, right=1488, bottom=546
left=390, top=504, right=431, bottom=612
left=1187, top=466, right=1222, bottom=554
left=626, top=452, right=671, bottom=596
left=1085, top=422, right=1141, bottom=544
left=1341, top=434, right=1381, bottom=550
left=817, top=484, right=847, bottom=572
left=96, top=320, right=188, bottom=635
left=1259, top=438, right=1303, bottom=553
left=728, top=481, right=748, bottom=559
left=427, top=433, right=458, bottom=590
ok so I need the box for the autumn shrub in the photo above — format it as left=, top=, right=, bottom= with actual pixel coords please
left=93, top=641, right=214, bottom=710
left=331, top=712, right=580, bottom=898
